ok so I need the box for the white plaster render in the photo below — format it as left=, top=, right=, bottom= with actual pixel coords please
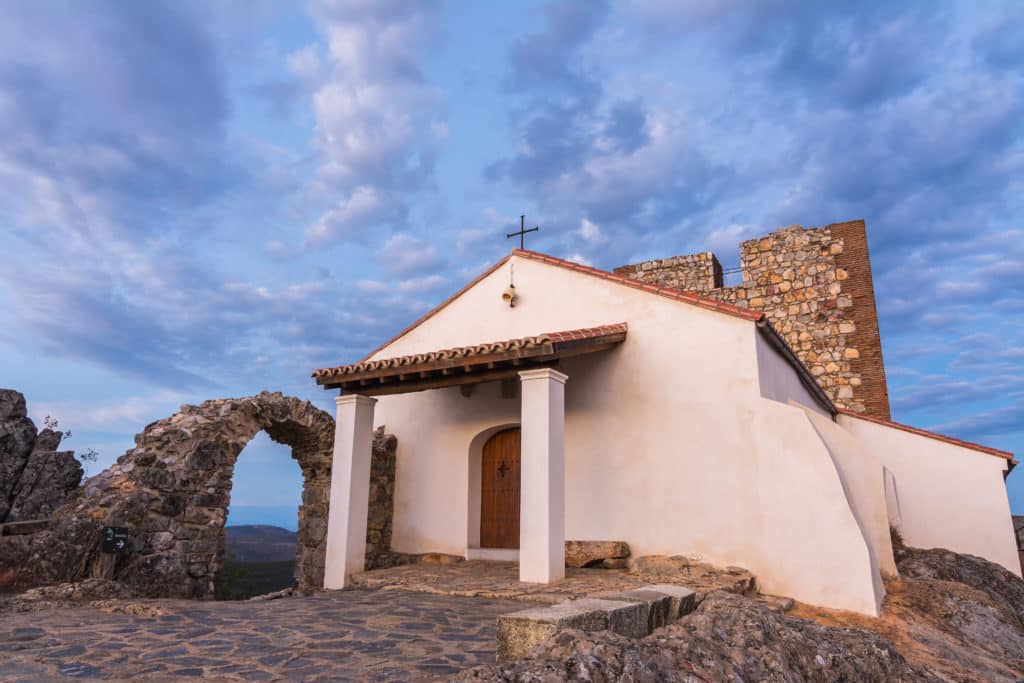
left=801, top=404, right=898, bottom=609
left=518, top=368, right=567, bottom=583
left=361, top=254, right=1007, bottom=614
left=838, top=413, right=1020, bottom=577
left=324, top=394, right=377, bottom=589
left=743, top=399, right=882, bottom=615
left=883, top=468, right=903, bottom=533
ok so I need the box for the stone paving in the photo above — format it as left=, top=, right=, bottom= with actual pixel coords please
left=349, top=558, right=756, bottom=603
left=0, top=588, right=542, bottom=681
left=0, top=559, right=757, bottom=681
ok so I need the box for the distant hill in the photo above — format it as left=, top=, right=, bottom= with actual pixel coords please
left=225, top=525, right=297, bottom=562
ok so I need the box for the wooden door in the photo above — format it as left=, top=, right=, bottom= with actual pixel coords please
left=480, top=428, right=521, bottom=549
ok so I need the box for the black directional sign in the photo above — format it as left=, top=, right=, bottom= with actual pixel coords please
left=101, top=526, right=129, bottom=554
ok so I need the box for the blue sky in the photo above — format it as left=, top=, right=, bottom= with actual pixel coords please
left=1, top=0, right=1021, bottom=528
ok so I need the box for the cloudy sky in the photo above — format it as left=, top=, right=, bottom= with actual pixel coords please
left=1, top=0, right=1021, bottom=527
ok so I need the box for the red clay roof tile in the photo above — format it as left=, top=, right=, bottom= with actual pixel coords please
left=837, top=407, right=1015, bottom=462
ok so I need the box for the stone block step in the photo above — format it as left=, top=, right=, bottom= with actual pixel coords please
left=596, top=584, right=696, bottom=632
left=496, top=584, right=696, bottom=662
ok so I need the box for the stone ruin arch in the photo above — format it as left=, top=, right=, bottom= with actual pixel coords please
left=76, top=391, right=337, bottom=597
left=1, top=391, right=399, bottom=598
left=0, top=392, right=366, bottom=598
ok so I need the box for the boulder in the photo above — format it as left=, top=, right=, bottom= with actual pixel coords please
left=564, top=540, right=629, bottom=568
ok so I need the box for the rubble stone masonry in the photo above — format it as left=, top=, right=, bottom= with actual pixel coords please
left=614, top=220, right=891, bottom=418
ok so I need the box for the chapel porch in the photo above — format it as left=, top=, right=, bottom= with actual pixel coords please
left=311, top=324, right=628, bottom=589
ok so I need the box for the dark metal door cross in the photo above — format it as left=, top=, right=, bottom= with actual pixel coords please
left=507, top=215, right=539, bottom=249
left=498, top=460, right=510, bottom=477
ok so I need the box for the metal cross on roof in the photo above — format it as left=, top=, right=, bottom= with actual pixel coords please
left=507, top=215, right=539, bottom=249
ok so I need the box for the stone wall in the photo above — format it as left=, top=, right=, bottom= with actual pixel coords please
left=0, top=389, right=83, bottom=523
left=366, top=428, right=397, bottom=569
left=0, top=392, right=401, bottom=598
left=613, top=220, right=891, bottom=417
left=614, top=252, right=722, bottom=294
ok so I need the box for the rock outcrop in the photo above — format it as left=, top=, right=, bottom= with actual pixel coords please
left=462, top=591, right=928, bottom=681
left=0, top=389, right=83, bottom=524
left=896, top=545, right=1024, bottom=627
left=464, top=546, right=1024, bottom=681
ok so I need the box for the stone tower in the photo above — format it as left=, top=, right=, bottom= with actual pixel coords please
left=614, top=219, right=890, bottom=418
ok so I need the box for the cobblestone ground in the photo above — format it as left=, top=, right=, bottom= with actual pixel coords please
left=0, top=589, right=540, bottom=681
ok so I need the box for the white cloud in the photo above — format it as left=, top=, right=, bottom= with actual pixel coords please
left=396, top=274, right=448, bottom=296
left=377, top=233, right=445, bottom=277
left=577, top=218, right=607, bottom=246
left=304, top=185, right=388, bottom=246
left=30, top=390, right=191, bottom=434
left=302, top=0, right=445, bottom=247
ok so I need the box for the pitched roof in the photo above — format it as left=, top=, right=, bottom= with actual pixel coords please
left=512, top=249, right=765, bottom=322
left=313, top=323, right=628, bottom=395
left=837, top=408, right=1016, bottom=465
left=358, top=249, right=763, bottom=363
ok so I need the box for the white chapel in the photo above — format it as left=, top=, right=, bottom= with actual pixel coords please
left=312, top=246, right=1018, bottom=616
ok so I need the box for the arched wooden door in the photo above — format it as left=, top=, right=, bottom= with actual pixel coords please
left=480, top=428, right=521, bottom=549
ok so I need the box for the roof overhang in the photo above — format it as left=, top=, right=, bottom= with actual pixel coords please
left=313, top=323, right=627, bottom=396
left=836, top=407, right=1016, bottom=473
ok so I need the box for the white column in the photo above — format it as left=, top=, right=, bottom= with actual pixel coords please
left=323, top=394, right=377, bottom=589
left=518, top=368, right=567, bottom=583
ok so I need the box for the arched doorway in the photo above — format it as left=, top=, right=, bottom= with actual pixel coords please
left=480, top=427, right=521, bottom=549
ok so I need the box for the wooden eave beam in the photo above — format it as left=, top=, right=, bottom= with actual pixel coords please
left=316, top=331, right=627, bottom=392
left=348, top=361, right=561, bottom=396
left=314, top=341, right=559, bottom=386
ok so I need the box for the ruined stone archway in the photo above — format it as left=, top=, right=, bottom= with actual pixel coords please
left=0, top=391, right=399, bottom=598
left=75, top=392, right=336, bottom=597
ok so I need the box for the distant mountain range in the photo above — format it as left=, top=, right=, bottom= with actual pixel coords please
left=225, top=524, right=297, bottom=562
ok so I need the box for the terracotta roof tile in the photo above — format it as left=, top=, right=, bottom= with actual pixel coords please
left=314, top=323, right=627, bottom=380
left=837, top=407, right=1015, bottom=462
left=511, top=249, right=765, bottom=323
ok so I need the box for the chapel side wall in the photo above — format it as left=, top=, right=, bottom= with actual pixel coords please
left=837, top=413, right=1021, bottom=576
left=372, top=255, right=882, bottom=614
left=614, top=220, right=892, bottom=419
left=801, top=408, right=898, bottom=585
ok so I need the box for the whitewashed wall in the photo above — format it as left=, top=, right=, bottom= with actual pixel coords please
left=802, top=406, right=898, bottom=610
left=837, top=413, right=1020, bottom=577
left=369, top=255, right=885, bottom=614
